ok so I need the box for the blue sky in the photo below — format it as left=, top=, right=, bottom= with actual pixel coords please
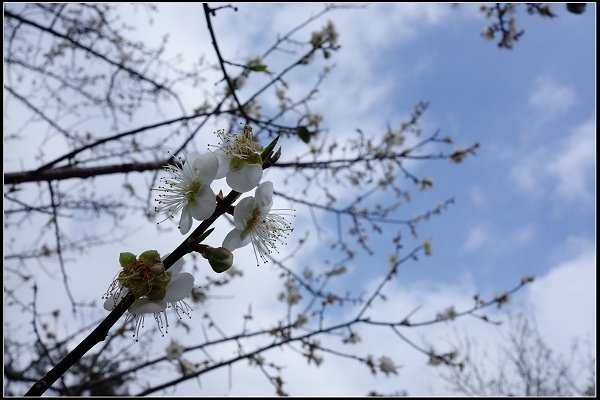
left=4, top=3, right=596, bottom=396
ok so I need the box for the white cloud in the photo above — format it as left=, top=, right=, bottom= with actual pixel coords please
left=463, top=225, right=488, bottom=252
left=527, top=245, right=596, bottom=352
left=528, top=75, right=576, bottom=117
left=546, top=119, right=596, bottom=201
left=510, top=118, right=595, bottom=203
left=510, top=224, right=535, bottom=246
left=467, top=185, right=487, bottom=208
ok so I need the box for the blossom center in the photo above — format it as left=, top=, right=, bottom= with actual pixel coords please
left=242, top=207, right=262, bottom=239
left=118, top=259, right=172, bottom=300
left=185, top=179, right=202, bottom=203
left=216, top=126, right=263, bottom=162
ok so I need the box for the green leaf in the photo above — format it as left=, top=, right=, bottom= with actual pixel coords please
left=249, top=64, right=269, bottom=73
left=566, top=4, right=586, bottom=14
left=260, top=135, right=280, bottom=164
left=297, top=126, right=314, bottom=144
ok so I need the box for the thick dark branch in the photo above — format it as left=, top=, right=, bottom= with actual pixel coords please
left=5, top=160, right=168, bottom=185
left=35, top=113, right=215, bottom=171
left=24, top=292, right=135, bottom=396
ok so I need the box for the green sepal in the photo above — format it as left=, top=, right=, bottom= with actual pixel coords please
left=139, top=250, right=161, bottom=263
left=119, top=252, right=136, bottom=269
left=247, top=153, right=262, bottom=165
left=146, top=287, right=167, bottom=302
left=230, top=156, right=245, bottom=170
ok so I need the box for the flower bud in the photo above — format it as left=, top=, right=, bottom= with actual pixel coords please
left=202, top=246, right=234, bottom=273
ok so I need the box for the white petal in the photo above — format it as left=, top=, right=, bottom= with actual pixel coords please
left=226, top=163, right=263, bottom=193
left=223, top=228, right=251, bottom=251
left=233, top=196, right=255, bottom=230
left=189, top=186, right=216, bottom=221
left=179, top=205, right=193, bottom=234
left=103, top=288, right=129, bottom=311
left=103, top=295, right=118, bottom=311
left=130, top=298, right=167, bottom=314
left=162, top=253, right=185, bottom=275
left=164, top=272, right=194, bottom=302
left=192, top=152, right=219, bottom=183
left=182, top=152, right=201, bottom=177
left=214, top=149, right=231, bottom=179
left=255, top=181, right=273, bottom=212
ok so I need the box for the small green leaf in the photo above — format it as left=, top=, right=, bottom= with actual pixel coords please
left=260, top=135, right=280, bottom=164
left=297, top=126, right=314, bottom=143
left=566, top=3, right=586, bottom=14
left=249, top=64, right=269, bottom=73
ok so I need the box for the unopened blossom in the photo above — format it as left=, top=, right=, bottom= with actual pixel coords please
left=423, top=239, right=433, bottom=256
left=153, top=152, right=219, bottom=234
left=222, top=181, right=293, bottom=264
left=213, top=125, right=264, bottom=193
left=104, top=254, right=194, bottom=340
left=378, top=356, right=398, bottom=376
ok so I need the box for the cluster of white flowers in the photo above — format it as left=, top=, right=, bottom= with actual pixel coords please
left=105, top=126, right=293, bottom=340
left=153, top=125, right=293, bottom=264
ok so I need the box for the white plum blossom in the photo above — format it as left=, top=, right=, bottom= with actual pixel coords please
left=166, top=339, right=184, bottom=360
left=378, top=356, right=399, bottom=376
left=153, top=152, right=219, bottom=234
left=222, top=181, right=293, bottom=264
left=104, top=255, right=194, bottom=341
left=213, top=126, right=264, bottom=193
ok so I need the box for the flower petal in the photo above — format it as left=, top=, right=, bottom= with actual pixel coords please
left=161, top=253, right=185, bottom=275
left=130, top=298, right=167, bottom=314
left=233, top=196, right=255, bottom=230
left=164, top=272, right=194, bottom=302
left=226, top=163, right=263, bottom=193
left=179, top=205, right=193, bottom=234
left=182, top=152, right=201, bottom=177
left=255, top=181, right=273, bottom=212
left=104, top=288, right=129, bottom=311
left=214, top=149, right=230, bottom=180
left=189, top=186, right=216, bottom=221
left=222, top=228, right=251, bottom=251
left=192, top=152, right=219, bottom=183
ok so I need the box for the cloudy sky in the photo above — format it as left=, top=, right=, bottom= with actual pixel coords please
left=4, top=3, right=595, bottom=396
